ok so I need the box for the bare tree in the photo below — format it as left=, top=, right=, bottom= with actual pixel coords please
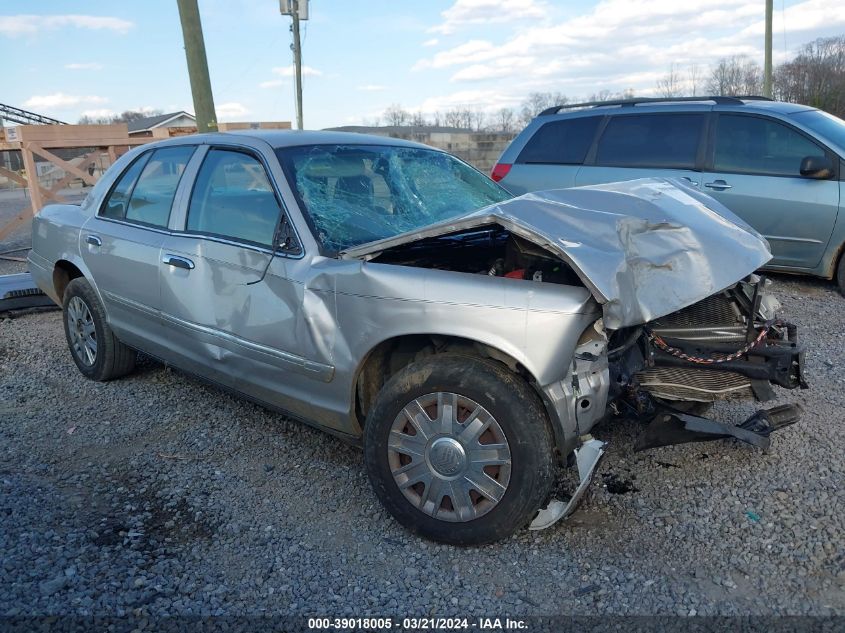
left=410, top=111, right=428, bottom=127
left=585, top=89, right=634, bottom=102
left=688, top=63, right=702, bottom=96
left=383, top=103, right=410, bottom=126
left=77, top=109, right=163, bottom=125
left=657, top=63, right=682, bottom=97
left=774, top=35, right=845, bottom=117
left=706, top=55, right=762, bottom=96
left=495, top=107, right=516, bottom=133
left=519, top=92, right=567, bottom=125
left=470, top=108, right=487, bottom=132
left=443, top=107, right=476, bottom=129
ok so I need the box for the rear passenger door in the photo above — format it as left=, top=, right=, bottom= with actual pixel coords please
left=503, top=116, right=602, bottom=195
left=81, top=145, right=195, bottom=353
left=701, top=113, right=840, bottom=269
left=158, top=146, right=312, bottom=407
left=575, top=111, right=706, bottom=190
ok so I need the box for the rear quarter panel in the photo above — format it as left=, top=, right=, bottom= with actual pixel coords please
left=29, top=204, right=94, bottom=304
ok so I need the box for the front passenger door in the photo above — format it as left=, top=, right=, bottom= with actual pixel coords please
left=159, top=147, right=326, bottom=419
left=702, top=114, right=840, bottom=268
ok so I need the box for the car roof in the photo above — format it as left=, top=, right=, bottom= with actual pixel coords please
left=218, top=129, right=437, bottom=150
left=538, top=97, right=815, bottom=118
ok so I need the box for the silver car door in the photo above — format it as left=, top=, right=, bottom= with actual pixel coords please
left=702, top=113, right=840, bottom=269
left=80, top=144, right=196, bottom=355
left=159, top=146, right=332, bottom=421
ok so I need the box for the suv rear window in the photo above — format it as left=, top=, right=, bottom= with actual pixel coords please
left=516, top=117, right=601, bottom=165
left=595, top=113, right=704, bottom=169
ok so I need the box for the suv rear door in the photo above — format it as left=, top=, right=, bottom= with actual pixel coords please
left=500, top=115, right=603, bottom=194
left=701, top=112, right=840, bottom=269
left=575, top=110, right=707, bottom=189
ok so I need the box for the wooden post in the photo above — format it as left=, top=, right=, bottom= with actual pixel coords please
left=0, top=124, right=151, bottom=241
left=19, top=144, right=42, bottom=216
left=26, top=143, right=99, bottom=187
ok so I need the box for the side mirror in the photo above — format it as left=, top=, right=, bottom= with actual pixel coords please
left=800, top=155, right=834, bottom=179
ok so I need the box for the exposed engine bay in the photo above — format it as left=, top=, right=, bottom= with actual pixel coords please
left=370, top=225, right=807, bottom=432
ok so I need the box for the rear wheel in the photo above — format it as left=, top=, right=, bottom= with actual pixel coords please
left=363, top=354, right=555, bottom=545
left=836, top=252, right=845, bottom=297
left=62, top=278, right=136, bottom=381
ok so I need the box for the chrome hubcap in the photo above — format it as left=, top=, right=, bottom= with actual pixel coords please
left=66, top=296, right=97, bottom=366
left=388, top=392, right=512, bottom=522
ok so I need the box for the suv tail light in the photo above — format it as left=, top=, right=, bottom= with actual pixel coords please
left=490, top=163, right=512, bottom=182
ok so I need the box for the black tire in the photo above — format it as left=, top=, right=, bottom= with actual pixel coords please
left=364, top=354, right=555, bottom=546
left=62, top=277, right=136, bottom=381
left=837, top=253, right=845, bottom=297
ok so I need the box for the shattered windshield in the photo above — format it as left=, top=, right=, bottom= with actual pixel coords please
left=276, top=144, right=512, bottom=252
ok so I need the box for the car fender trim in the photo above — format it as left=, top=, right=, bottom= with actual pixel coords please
left=159, top=311, right=335, bottom=382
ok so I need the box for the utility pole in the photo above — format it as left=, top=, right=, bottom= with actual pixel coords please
left=290, top=0, right=304, bottom=129
left=763, top=0, right=773, bottom=98
left=176, top=0, right=218, bottom=132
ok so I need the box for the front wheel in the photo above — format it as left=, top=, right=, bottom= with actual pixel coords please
left=837, top=253, right=845, bottom=297
left=62, top=277, right=136, bottom=381
left=363, top=354, right=555, bottom=545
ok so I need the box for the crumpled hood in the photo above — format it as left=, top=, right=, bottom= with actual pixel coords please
left=341, top=178, right=772, bottom=329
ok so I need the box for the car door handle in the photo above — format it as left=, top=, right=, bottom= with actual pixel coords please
left=704, top=180, right=732, bottom=191
left=681, top=177, right=699, bottom=187
left=162, top=254, right=195, bottom=270
left=85, top=234, right=102, bottom=247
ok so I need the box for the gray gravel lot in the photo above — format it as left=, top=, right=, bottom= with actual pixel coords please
left=0, top=272, right=843, bottom=619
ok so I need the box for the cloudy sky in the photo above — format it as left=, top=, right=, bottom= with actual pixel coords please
left=2, top=0, right=844, bottom=129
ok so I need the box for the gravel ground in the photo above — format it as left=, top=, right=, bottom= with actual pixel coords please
left=0, top=278, right=842, bottom=619
left=0, top=217, right=843, bottom=617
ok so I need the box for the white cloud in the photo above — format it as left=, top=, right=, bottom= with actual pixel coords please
left=357, top=84, right=387, bottom=92
left=414, top=89, right=519, bottom=115
left=430, top=0, right=548, bottom=35
left=412, top=0, right=845, bottom=111
left=64, top=62, right=104, bottom=71
left=0, top=14, right=133, bottom=37
left=423, top=38, right=439, bottom=47
left=413, top=39, right=497, bottom=71
left=216, top=102, right=250, bottom=120
left=259, top=79, right=286, bottom=89
left=24, top=93, right=108, bottom=109
left=450, top=57, right=536, bottom=82
left=271, top=65, right=323, bottom=77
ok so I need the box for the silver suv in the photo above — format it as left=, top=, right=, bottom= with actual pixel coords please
left=493, top=96, right=845, bottom=293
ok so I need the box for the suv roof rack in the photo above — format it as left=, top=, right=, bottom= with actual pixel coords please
left=538, top=95, right=773, bottom=116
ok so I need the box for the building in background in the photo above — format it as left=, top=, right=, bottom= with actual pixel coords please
left=127, top=111, right=198, bottom=137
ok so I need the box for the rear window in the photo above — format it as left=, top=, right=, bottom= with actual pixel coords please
left=516, top=117, right=601, bottom=165
left=595, top=113, right=704, bottom=169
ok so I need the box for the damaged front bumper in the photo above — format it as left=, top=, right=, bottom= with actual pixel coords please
left=530, top=437, right=606, bottom=530
left=636, top=403, right=803, bottom=452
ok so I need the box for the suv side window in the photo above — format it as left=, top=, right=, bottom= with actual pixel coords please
left=595, top=113, right=704, bottom=169
left=516, top=117, right=601, bottom=165
left=186, top=149, right=282, bottom=247
left=714, top=114, right=823, bottom=177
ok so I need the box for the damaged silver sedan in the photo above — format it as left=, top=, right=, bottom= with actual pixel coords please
left=28, top=131, right=806, bottom=545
